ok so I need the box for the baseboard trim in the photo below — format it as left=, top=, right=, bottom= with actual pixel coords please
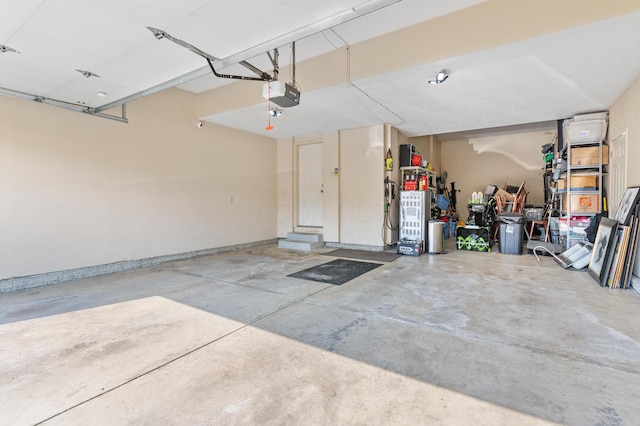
left=630, top=275, right=639, bottom=295
left=0, top=239, right=277, bottom=293
left=324, top=242, right=384, bottom=252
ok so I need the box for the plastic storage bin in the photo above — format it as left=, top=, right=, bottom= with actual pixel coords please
left=524, top=207, right=544, bottom=220
left=498, top=213, right=526, bottom=255
left=435, top=194, right=449, bottom=210
left=456, top=226, right=492, bottom=252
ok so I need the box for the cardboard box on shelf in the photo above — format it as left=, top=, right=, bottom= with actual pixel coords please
left=557, top=175, right=598, bottom=190
left=562, top=194, right=600, bottom=214
left=570, top=145, right=609, bottom=166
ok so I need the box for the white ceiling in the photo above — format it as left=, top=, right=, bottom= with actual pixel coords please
left=2, top=0, right=640, bottom=139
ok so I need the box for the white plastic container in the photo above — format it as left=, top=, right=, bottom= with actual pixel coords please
left=566, top=119, right=608, bottom=144
left=572, top=111, right=608, bottom=121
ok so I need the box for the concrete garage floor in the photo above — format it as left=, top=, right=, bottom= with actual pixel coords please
left=1, top=239, right=640, bottom=425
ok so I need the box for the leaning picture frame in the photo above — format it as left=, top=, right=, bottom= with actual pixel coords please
left=613, top=187, right=640, bottom=226
left=588, top=217, right=619, bottom=286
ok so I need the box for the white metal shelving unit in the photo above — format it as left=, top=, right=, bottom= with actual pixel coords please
left=559, top=139, right=606, bottom=249
left=399, top=166, right=436, bottom=192
left=398, top=166, right=437, bottom=252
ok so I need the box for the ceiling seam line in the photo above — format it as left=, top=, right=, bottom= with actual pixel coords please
left=4, top=0, right=49, bottom=44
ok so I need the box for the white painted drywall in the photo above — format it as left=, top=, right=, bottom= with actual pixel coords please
left=277, top=126, right=389, bottom=248
left=609, top=74, right=640, bottom=284
left=322, top=131, right=340, bottom=243
left=440, top=131, right=552, bottom=206
left=0, top=88, right=277, bottom=280
left=339, top=125, right=385, bottom=247
left=277, top=137, right=294, bottom=238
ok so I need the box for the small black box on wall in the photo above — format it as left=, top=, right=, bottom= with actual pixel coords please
left=399, top=144, right=416, bottom=167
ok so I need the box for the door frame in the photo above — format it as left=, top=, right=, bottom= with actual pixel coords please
left=609, top=129, right=627, bottom=215
left=293, top=139, right=324, bottom=233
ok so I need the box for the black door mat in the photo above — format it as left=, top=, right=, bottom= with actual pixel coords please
left=322, top=249, right=400, bottom=263
left=288, top=259, right=382, bottom=285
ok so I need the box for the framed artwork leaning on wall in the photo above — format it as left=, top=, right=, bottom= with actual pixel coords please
left=588, top=217, right=619, bottom=286
left=613, top=187, right=640, bottom=226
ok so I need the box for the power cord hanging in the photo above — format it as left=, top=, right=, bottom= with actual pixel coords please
left=265, top=84, right=274, bottom=131
left=382, top=176, right=399, bottom=246
left=322, top=28, right=402, bottom=124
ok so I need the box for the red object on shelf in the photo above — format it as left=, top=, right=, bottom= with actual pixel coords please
left=411, top=154, right=422, bottom=166
left=419, top=175, right=428, bottom=190
left=404, top=181, right=418, bottom=190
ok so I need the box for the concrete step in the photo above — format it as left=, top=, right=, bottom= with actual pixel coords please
left=279, top=232, right=324, bottom=251
left=286, top=232, right=323, bottom=244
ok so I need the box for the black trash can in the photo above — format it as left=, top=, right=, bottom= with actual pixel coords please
left=498, top=213, right=526, bottom=254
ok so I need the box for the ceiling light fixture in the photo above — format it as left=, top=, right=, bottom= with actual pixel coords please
left=97, top=91, right=107, bottom=97
left=428, top=70, right=449, bottom=85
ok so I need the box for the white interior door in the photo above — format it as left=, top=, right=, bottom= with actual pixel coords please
left=609, top=131, right=626, bottom=215
left=298, top=143, right=323, bottom=227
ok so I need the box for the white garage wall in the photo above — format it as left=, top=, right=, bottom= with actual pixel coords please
left=277, top=126, right=391, bottom=249
left=0, top=88, right=277, bottom=281
left=609, top=74, right=640, bottom=285
left=440, top=131, right=551, bottom=207
left=609, top=74, right=640, bottom=196
left=339, top=125, right=385, bottom=247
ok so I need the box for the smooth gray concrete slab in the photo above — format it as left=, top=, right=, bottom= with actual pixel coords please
left=1, top=296, right=246, bottom=425
left=46, top=324, right=552, bottom=426
left=1, top=239, right=639, bottom=425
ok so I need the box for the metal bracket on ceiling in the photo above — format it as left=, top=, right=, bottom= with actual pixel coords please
left=266, top=49, right=279, bottom=82
left=76, top=69, right=100, bottom=78
left=1, top=44, right=19, bottom=53
left=147, top=26, right=274, bottom=82
left=96, top=0, right=397, bottom=113
left=0, top=86, right=128, bottom=123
